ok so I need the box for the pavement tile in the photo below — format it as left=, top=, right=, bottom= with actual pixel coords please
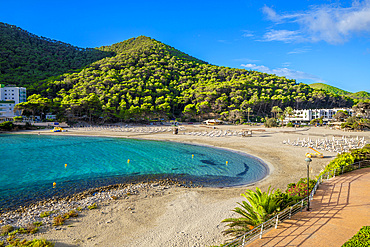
left=247, top=167, right=370, bottom=247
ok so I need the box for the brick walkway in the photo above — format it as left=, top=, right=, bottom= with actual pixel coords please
left=248, top=167, right=370, bottom=247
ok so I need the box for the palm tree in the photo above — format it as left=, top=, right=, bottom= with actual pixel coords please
left=222, top=187, right=279, bottom=238
left=284, top=106, right=294, bottom=126
left=246, top=107, right=253, bottom=122
left=271, top=106, right=282, bottom=119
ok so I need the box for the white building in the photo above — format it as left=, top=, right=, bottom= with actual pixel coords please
left=284, top=108, right=354, bottom=124
left=0, top=84, right=27, bottom=121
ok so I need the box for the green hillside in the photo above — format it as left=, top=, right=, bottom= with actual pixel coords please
left=309, top=83, right=350, bottom=96
left=0, top=22, right=113, bottom=91
left=351, top=91, right=370, bottom=99
left=2, top=23, right=354, bottom=123
left=309, top=83, right=370, bottom=102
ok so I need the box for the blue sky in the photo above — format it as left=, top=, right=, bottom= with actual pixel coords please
left=1, top=0, right=369, bottom=92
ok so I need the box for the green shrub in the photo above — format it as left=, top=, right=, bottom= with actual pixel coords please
left=1, top=224, right=14, bottom=235
left=52, top=215, right=65, bottom=226
left=0, top=121, right=14, bottom=131
left=286, top=122, right=294, bottom=127
left=342, top=226, right=370, bottom=247
left=351, top=144, right=370, bottom=161
left=8, top=238, right=54, bottom=247
left=286, top=178, right=317, bottom=198
left=63, top=210, right=78, bottom=219
left=264, top=117, right=278, bottom=128
left=13, top=116, right=23, bottom=122
left=40, top=211, right=52, bottom=218
left=29, top=227, right=39, bottom=234
left=33, top=221, right=43, bottom=227
left=8, top=227, right=28, bottom=236
left=321, top=153, right=355, bottom=176
left=87, top=203, right=97, bottom=210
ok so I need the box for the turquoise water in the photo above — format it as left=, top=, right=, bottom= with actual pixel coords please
left=0, top=134, right=268, bottom=211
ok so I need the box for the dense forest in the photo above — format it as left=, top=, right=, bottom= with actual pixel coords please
left=0, top=22, right=113, bottom=91
left=1, top=22, right=357, bottom=123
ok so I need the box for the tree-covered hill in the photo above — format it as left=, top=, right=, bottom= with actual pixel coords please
left=0, top=22, right=113, bottom=91
left=309, top=83, right=370, bottom=102
left=28, top=36, right=352, bottom=123
left=309, top=83, right=350, bottom=96
left=2, top=23, right=354, bottom=123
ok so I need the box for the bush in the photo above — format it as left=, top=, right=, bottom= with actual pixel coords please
left=321, top=153, right=355, bottom=176
left=0, top=121, right=14, bottom=131
left=33, top=221, right=43, bottom=227
left=286, top=178, right=317, bottom=198
left=63, top=210, right=78, bottom=219
left=40, top=211, right=52, bottom=218
left=7, top=238, right=54, bottom=247
left=286, top=122, right=294, bottom=127
left=351, top=144, right=370, bottom=161
left=342, top=226, right=370, bottom=246
left=265, top=117, right=278, bottom=128
left=13, top=116, right=23, bottom=122
left=1, top=225, right=14, bottom=235
left=88, top=203, right=97, bottom=210
left=52, top=215, right=65, bottom=226
left=8, top=227, right=28, bottom=236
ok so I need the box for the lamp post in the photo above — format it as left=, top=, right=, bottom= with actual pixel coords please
left=305, top=157, right=312, bottom=211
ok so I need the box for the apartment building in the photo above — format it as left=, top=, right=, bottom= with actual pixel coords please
left=0, top=84, right=27, bottom=121
left=284, top=108, right=353, bottom=123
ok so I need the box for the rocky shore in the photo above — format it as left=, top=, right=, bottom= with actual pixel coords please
left=0, top=178, right=196, bottom=244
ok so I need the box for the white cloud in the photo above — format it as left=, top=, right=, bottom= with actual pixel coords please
left=263, top=29, right=304, bottom=42
left=241, top=63, right=326, bottom=82
left=262, top=6, right=282, bottom=22
left=288, top=47, right=311, bottom=54
left=262, top=1, right=370, bottom=44
left=242, top=30, right=254, bottom=37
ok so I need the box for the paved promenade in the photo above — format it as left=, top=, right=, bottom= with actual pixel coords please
left=248, top=167, right=370, bottom=247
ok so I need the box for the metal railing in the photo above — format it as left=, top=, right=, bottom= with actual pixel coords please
left=224, top=159, right=370, bottom=247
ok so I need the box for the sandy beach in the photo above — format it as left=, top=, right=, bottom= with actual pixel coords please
left=7, top=125, right=369, bottom=246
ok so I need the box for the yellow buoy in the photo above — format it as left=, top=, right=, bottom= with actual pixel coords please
left=65, top=164, right=67, bottom=168
left=53, top=182, right=56, bottom=187
left=192, top=154, right=194, bottom=159
left=127, top=159, right=130, bottom=164
left=226, top=161, right=228, bottom=165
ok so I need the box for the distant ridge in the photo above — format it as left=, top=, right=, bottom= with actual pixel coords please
left=0, top=22, right=113, bottom=89
left=309, top=83, right=370, bottom=101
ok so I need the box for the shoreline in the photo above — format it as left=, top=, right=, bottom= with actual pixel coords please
left=2, top=125, right=369, bottom=246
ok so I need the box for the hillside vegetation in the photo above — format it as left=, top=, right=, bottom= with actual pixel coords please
left=309, top=83, right=370, bottom=102
left=1, top=23, right=355, bottom=123
left=0, top=22, right=113, bottom=92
